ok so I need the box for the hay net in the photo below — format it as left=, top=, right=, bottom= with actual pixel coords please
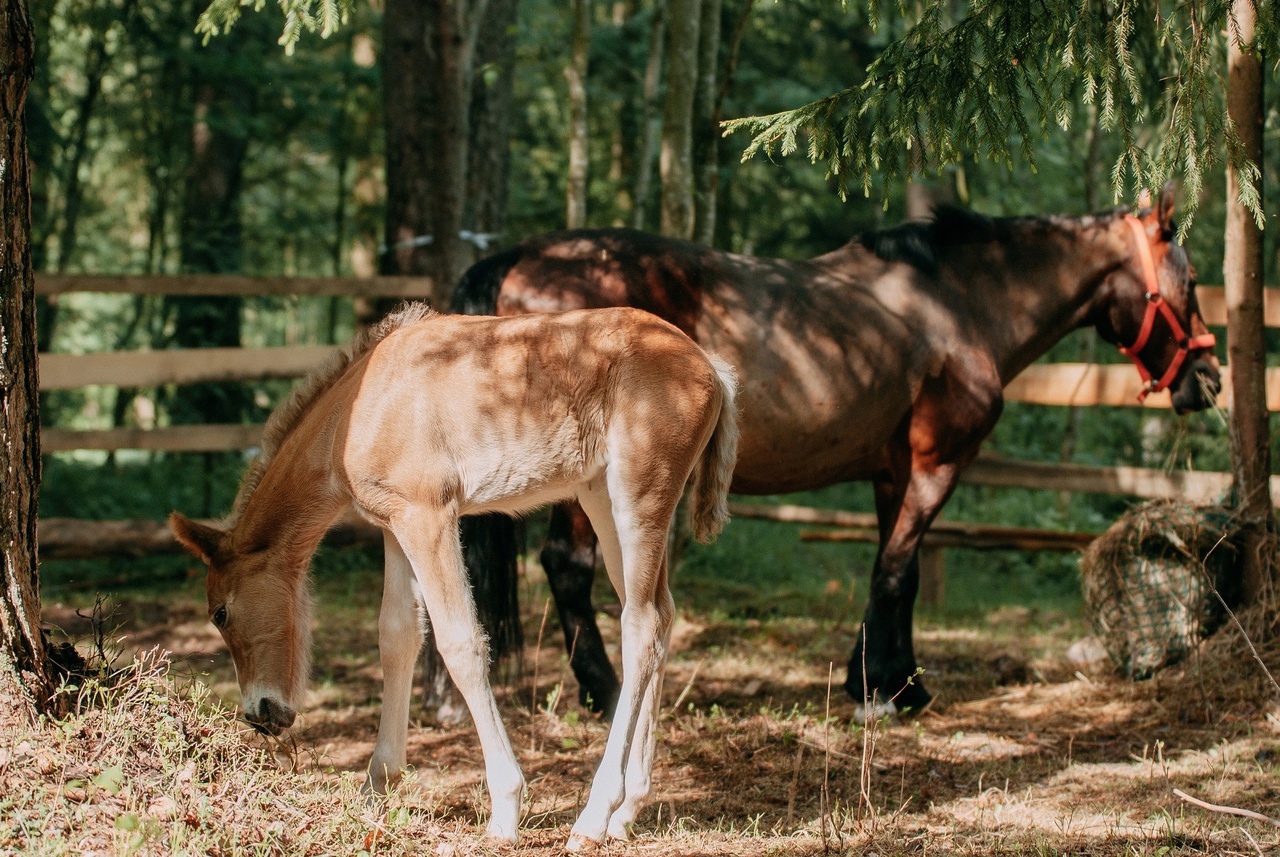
left=1080, top=499, right=1241, bottom=680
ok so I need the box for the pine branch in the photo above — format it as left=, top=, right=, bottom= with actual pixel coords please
left=196, top=0, right=355, bottom=52
left=725, top=0, right=1265, bottom=225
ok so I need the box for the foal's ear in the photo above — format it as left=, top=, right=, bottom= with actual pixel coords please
left=168, top=513, right=225, bottom=565
left=1156, top=181, right=1177, bottom=236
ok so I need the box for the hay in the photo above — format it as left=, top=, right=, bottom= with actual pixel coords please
left=1080, top=499, right=1242, bottom=680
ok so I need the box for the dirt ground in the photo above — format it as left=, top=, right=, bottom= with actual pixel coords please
left=36, top=565, right=1280, bottom=856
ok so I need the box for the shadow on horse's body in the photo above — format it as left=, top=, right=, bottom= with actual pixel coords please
left=443, top=186, right=1220, bottom=720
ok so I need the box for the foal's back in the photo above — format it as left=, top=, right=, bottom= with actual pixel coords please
left=333, top=307, right=725, bottom=518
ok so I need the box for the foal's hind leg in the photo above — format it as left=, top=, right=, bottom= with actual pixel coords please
left=576, top=488, right=671, bottom=841
left=568, top=482, right=676, bottom=850
left=367, top=530, right=426, bottom=793
left=392, top=510, right=526, bottom=842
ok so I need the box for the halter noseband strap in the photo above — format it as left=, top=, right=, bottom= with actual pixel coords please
left=1117, top=215, right=1216, bottom=402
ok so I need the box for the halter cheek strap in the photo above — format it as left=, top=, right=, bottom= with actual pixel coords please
left=1117, top=215, right=1217, bottom=402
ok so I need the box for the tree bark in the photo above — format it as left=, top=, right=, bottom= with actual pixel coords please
left=169, top=28, right=261, bottom=431
left=631, top=0, right=666, bottom=230
left=380, top=0, right=491, bottom=310
left=660, top=0, right=699, bottom=238
left=0, top=0, right=56, bottom=713
left=691, top=0, right=720, bottom=244
left=1224, top=0, right=1276, bottom=601
left=565, top=0, right=591, bottom=229
left=464, top=0, right=517, bottom=249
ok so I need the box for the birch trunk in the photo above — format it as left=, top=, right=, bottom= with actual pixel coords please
left=659, top=0, right=699, bottom=238
left=566, top=0, right=591, bottom=229
left=1224, top=0, right=1276, bottom=601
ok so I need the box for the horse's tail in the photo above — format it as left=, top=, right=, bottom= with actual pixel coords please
left=451, top=249, right=526, bottom=668
left=690, top=355, right=739, bottom=544
left=450, top=245, right=522, bottom=315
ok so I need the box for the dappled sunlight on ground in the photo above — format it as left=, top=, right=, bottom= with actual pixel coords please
left=38, top=563, right=1280, bottom=856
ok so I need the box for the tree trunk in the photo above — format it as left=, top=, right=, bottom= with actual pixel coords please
left=631, top=0, right=666, bottom=230
left=0, top=0, right=56, bottom=714
left=691, top=0, right=720, bottom=244
left=381, top=0, right=489, bottom=310
left=565, top=0, right=591, bottom=229
left=377, top=0, right=434, bottom=321
left=1224, top=1, right=1276, bottom=601
left=660, top=0, right=700, bottom=238
left=169, top=32, right=259, bottom=430
left=464, top=0, right=517, bottom=249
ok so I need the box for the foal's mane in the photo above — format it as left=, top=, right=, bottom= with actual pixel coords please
left=859, top=205, right=1127, bottom=273
left=229, top=302, right=437, bottom=522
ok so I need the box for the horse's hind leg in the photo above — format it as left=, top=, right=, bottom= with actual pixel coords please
left=542, top=501, right=621, bottom=715
left=367, top=530, right=426, bottom=794
left=392, top=509, right=525, bottom=842
left=568, top=482, right=676, bottom=850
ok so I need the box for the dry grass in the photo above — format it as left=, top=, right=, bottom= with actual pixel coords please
left=8, top=563, right=1280, bottom=856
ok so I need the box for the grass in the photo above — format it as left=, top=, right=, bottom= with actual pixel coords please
left=11, top=545, right=1280, bottom=856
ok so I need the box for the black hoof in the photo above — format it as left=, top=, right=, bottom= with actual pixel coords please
left=844, top=672, right=932, bottom=715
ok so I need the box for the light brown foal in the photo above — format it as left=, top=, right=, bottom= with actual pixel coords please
left=170, top=305, right=738, bottom=849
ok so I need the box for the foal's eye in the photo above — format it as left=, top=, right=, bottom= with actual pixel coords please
left=212, top=606, right=228, bottom=628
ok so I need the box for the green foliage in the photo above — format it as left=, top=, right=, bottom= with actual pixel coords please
left=197, top=0, right=354, bottom=53
left=724, top=0, right=1267, bottom=229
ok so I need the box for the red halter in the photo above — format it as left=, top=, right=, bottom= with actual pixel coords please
left=1117, top=215, right=1216, bottom=402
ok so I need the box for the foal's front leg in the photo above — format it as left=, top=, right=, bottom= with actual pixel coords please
left=367, top=530, right=425, bottom=793
left=393, top=509, right=526, bottom=843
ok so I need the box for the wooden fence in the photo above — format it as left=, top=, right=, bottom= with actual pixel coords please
left=33, top=274, right=1280, bottom=602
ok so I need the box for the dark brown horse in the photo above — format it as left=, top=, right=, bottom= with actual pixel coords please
left=446, top=185, right=1220, bottom=720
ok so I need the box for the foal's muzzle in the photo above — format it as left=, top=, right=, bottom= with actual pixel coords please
left=244, top=697, right=296, bottom=735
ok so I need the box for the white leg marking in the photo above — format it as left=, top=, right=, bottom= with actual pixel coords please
left=366, top=530, right=424, bottom=794
left=393, top=512, right=526, bottom=843
left=568, top=484, right=674, bottom=850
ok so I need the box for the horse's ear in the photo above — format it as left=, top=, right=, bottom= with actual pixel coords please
left=1135, top=188, right=1152, bottom=211
left=169, top=513, right=225, bottom=565
left=1156, top=181, right=1176, bottom=235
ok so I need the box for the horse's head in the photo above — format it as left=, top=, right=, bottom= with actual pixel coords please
left=1092, top=184, right=1221, bottom=414
left=169, top=512, right=311, bottom=735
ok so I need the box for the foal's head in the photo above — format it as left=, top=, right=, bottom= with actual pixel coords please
left=169, top=513, right=312, bottom=735
left=1092, top=184, right=1220, bottom=414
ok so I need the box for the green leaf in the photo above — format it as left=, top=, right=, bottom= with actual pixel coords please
left=93, top=764, right=125, bottom=795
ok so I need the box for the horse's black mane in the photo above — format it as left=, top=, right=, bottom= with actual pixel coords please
left=859, top=205, right=1125, bottom=272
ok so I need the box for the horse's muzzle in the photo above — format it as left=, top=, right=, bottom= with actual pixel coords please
left=1170, top=354, right=1221, bottom=415
left=244, top=697, right=296, bottom=735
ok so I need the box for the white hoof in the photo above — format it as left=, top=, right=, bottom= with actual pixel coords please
left=565, top=831, right=600, bottom=852
left=484, top=823, right=519, bottom=845
left=606, top=817, right=634, bottom=841
left=851, top=698, right=898, bottom=725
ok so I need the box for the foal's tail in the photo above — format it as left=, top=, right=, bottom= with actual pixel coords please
left=690, top=355, right=739, bottom=544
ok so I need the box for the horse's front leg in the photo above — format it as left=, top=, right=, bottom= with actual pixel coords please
left=847, top=358, right=1001, bottom=721
left=846, top=465, right=956, bottom=721
left=367, top=530, right=426, bottom=793
left=542, top=501, right=621, bottom=716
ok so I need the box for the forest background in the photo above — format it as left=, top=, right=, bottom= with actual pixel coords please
left=29, top=0, right=1280, bottom=617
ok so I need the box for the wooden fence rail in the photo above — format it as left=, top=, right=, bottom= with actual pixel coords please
left=32, top=275, right=1280, bottom=327
left=35, top=273, right=435, bottom=299
left=38, top=347, right=1280, bottom=409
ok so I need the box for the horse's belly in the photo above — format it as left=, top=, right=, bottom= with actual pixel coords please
left=728, top=388, right=907, bottom=494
